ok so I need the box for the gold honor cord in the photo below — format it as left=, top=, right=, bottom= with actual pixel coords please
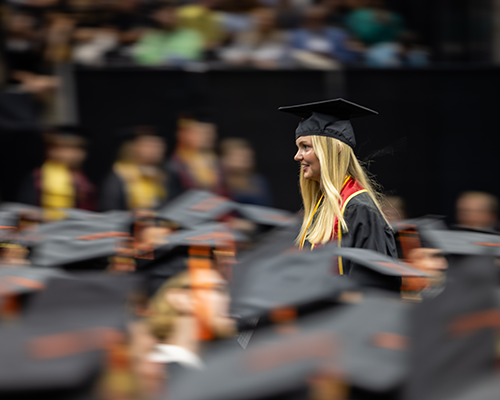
left=299, top=193, right=324, bottom=250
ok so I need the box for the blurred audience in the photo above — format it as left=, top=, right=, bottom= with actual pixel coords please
left=345, top=0, right=405, bottom=46
left=290, top=5, right=360, bottom=68
left=18, top=125, right=96, bottom=217
left=220, top=138, right=272, bottom=206
left=177, top=0, right=225, bottom=55
left=220, top=7, right=289, bottom=69
left=100, top=126, right=168, bottom=211
left=365, top=31, right=430, bottom=68
left=166, top=118, right=227, bottom=198
left=133, top=4, right=203, bottom=66
left=455, top=191, right=499, bottom=231
left=0, top=0, right=430, bottom=70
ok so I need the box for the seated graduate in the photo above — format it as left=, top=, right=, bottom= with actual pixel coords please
left=279, top=98, right=400, bottom=292
left=166, top=117, right=227, bottom=198
left=146, top=270, right=236, bottom=379
left=100, top=126, right=168, bottom=211
left=18, top=125, right=96, bottom=219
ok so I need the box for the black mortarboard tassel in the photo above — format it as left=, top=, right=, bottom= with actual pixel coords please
left=278, top=98, right=378, bottom=149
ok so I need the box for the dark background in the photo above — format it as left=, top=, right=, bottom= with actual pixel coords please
left=2, top=66, right=499, bottom=222
left=71, top=66, right=500, bottom=221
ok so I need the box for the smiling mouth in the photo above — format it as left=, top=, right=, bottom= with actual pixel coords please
left=302, top=165, right=309, bottom=170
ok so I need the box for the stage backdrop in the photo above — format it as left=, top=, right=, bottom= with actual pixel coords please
left=1, top=66, right=498, bottom=222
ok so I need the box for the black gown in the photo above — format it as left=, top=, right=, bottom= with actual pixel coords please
left=340, top=192, right=400, bottom=292
left=304, top=192, right=400, bottom=293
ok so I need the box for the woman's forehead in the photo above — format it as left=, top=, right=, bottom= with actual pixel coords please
left=296, top=136, right=312, bottom=145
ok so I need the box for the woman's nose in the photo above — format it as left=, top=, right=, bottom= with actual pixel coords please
left=294, top=150, right=302, bottom=162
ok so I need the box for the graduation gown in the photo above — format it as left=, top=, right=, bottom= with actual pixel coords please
left=340, top=191, right=400, bottom=292
left=303, top=178, right=400, bottom=293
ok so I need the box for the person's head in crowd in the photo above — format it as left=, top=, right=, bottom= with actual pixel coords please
left=302, top=5, right=329, bottom=31
left=381, top=195, right=407, bottom=223
left=5, top=10, right=38, bottom=38
left=195, top=0, right=224, bottom=9
left=253, top=7, right=279, bottom=34
left=118, top=127, right=166, bottom=167
left=151, top=4, right=179, bottom=31
left=147, top=270, right=235, bottom=349
left=220, top=138, right=255, bottom=175
left=109, top=0, right=142, bottom=13
left=176, top=118, right=217, bottom=152
left=44, top=128, right=87, bottom=170
left=455, top=191, right=499, bottom=230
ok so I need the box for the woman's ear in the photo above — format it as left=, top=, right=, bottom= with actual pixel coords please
left=165, top=288, right=193, bottom=314
left=337, top=142, right=343, bottom=153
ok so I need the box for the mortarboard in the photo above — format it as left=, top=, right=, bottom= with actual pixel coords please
left=156, top=190, right=237, bottom=229
left=167, top=296, right=411, bottom=400
left=404, top=231, right=499, bottom=400
left=419, top=229, right=500, bottom=257
left=278, top=98, right=378, bottom=149
left=0, top=266, right=68, bottom=297
left=234, top=204, right=298, bottom=228
left=0, top=274, right=140, bottom=398
left=232, top=243, right=428, bottom=320
left=23, top=274, right=139, bottom=330
left=28, top=217, right=133, bottom=269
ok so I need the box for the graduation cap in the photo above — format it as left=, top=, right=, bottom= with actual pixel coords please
left=28, top=218, right=133, bottom=269
left=0, top=266, right=68, bottom=297
left=404, top=242, right=499, bottom=400
left=137, top=222, right=244, bottom=296
left=419, top=229, right=500, bottom=257
left=278, top=98, right=378, bottom=149
left=0, top=275, right=139, bottom=398
left=156, top=190, right=237, bottom=229
left=234, top=204, right=298, bottom=228
left=23, top=274, right=139, bottom=330
left=168, top=296, right=411, bottom=400
left=232, top=244, right=428, bottom=320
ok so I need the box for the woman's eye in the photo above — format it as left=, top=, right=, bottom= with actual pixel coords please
left=303, top=145, right=309, bottom=149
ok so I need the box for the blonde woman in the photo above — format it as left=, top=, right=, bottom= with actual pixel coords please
left=279, top=98, right=400, bottom=292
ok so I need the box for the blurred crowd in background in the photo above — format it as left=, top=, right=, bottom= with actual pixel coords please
left=16, top=122, right=273, bottom=218
left=1, top=0, right=430, bottom=89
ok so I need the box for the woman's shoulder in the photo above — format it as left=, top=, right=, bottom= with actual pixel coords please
left=344, top=191, right=378, bottom=211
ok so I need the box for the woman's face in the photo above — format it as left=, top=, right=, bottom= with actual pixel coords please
left=294, top=136, right=321, bottom=181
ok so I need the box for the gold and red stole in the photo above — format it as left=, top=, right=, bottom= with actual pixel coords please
left=300, top=176, right=367, bottom=274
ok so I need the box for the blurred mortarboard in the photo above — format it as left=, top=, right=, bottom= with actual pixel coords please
left=232, top=244, right=427, bottom=320
left=0, top=211, right=20, bottom=241
left=158, top=222, right=246, bottom=249
left=441, top=376, right=500, bottom=400
left=168, top=296, right=411, bottom=400
left=0, top=275, right=139, bottom=397
left=24, top=274, right=139, bottom=330
left=0, top=202, right=43, bottom=221
left=28, top=218, right=133, bottom=269
left=155, top=190, right=237, bottom=229
left=278, top=98, right=378, bottom=149
left=0, top=266, right=68, bottom=297
left=419, top=229, right=500, bottom=256
left=234, top=204, right=298, bottom=228
left=404, top=246, right=498, bottom=400
left=137, top=222, right=244, bottom=296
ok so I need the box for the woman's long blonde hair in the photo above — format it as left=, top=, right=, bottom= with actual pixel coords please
left=296, top=136, right=387, bottom=246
